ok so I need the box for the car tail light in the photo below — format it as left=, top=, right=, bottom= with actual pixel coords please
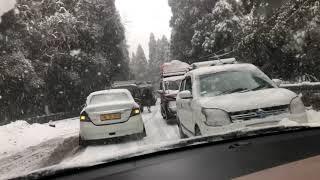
left=80, top=111, right=91, bottom=122
left=130, top=108, right=141, bottom=117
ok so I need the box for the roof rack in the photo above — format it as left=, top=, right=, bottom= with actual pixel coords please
left=190, top=58, right=237, bottom=70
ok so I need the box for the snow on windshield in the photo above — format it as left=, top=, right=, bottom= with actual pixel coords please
left=164, top=80, right=180, bottom=91
left=199, top=71, right=273, bottom=97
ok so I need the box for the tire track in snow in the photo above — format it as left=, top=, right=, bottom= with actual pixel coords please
left=62, top=102, right=180, bottom=166
left=0, top=135, right=80, bottom=179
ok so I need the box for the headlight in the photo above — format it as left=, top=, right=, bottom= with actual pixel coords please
left=290, top=96, right=306, bottom=114
left=201, top=108, right=231, bottom=126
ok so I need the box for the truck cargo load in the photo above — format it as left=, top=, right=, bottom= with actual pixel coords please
left=160, top=60, right=190, bottom=78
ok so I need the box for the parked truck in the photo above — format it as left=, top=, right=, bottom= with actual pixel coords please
left=158, top=60, right=190, bottom=120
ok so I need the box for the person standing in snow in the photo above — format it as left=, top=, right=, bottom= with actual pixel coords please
left=142, top=88, right=153, bottom=113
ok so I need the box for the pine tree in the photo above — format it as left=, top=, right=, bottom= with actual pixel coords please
left=0, top=0, right=130, bottom=121
left=149, top=33, right=157, bottom=64
left=132, top=45, right=148, bottom=81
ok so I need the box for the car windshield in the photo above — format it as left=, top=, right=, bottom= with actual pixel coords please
left=164, top=80, right=180, bottom=91
left=90, top=93, right=129, bottom=104
left=199, top=71, right=274, bottom=97
left=1, top=0, right=320, bottom=179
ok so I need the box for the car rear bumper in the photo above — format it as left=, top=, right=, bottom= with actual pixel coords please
left=168, top=101, right=177, bottom=113
left=80, top=115, right=144, bottom=140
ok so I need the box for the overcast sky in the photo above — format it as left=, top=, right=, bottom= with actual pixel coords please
left=116, top=0, right=172, bottom=58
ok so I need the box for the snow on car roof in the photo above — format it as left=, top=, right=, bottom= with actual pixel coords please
left=89, top=89, right=131, bottom=96
left=190, top=58, right=237, bottom=69
left=86, top=89, right=133, bottom=105
left=186, top=63, right=259, bottom=77
left=163, top=75, right=185, bottom=82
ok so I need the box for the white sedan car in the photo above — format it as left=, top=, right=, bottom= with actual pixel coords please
left=79, top=89, right=146, bottom=144
left=176, top=63, right=308, bottom=138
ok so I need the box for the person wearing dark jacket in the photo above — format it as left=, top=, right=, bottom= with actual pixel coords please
left=142, top=88, right=153, bottom=113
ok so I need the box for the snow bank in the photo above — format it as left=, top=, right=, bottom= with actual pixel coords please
left=0, top=118, right=79, bottom=157
left=280, top=82, right=320, bottom=87
left=307, top=110, right=320, bottom=125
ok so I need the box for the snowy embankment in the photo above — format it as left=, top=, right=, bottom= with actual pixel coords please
left=0, top=103, right=319, bottom=179
left=0, top=118, right=80, bottom=179
left=0, top=118, right=79, bottom=158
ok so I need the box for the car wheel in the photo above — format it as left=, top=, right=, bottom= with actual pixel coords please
left=177, top=118, right=187, bottom=139
left=137, top=126, right=147, bottom=139
left=195, top=125, right=202, bottom=136
left=161, top=106, right=168, bottom=120
left=79, top=136, right=87, bottom=147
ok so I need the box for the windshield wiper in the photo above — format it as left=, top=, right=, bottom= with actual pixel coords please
left=217, top=88, right=251, bottom=96
left=251, top=84, right=271, bottom=91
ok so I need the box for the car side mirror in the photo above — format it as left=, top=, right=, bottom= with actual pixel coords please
left=179, top=90, right=193, bottom=99
left=272, top=79, right=282, bottom=87
left=157, top=90, right=164, bottom=94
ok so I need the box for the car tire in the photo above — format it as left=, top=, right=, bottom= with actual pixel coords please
left=177, top=118, right=188, bottom=139
left=195, top=125, right=202, bottom=136
left=79, top=136, right=87, bottom=147
left=137, top=126, right=147, bottom=139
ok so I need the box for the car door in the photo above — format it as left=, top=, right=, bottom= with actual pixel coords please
left=179, top=76, right=193, bottom=133
left=176, top=79, right=185, bottom=119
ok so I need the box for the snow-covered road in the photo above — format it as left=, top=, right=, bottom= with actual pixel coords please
left=1, top=101, right=320, bottom=179
left=0, top=101, right=180, bottom=179
left=62, top=103, right=180, bottom=166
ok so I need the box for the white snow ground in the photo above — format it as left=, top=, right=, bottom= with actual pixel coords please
left=0, top=101, right=320, bottom=179
left=61, top=103, right=180, bottom=167
left=0, top=117, right=79, bottom=158
left=0, top=101, right=180, bottom=179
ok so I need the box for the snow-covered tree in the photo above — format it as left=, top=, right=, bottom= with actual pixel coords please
left=0, top=0, right=130, bottom=121
left=131, top=45, right=148, bottom=81
left=192, top=0, right=243, bottom=56
left=169, top=0, right=320, bottom=81
left=146, top=34, right=170, bottom=87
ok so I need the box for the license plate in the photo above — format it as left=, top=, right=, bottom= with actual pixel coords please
left=100, top=113, right=121, bottom=121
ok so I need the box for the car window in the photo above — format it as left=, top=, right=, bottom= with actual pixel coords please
left=164, top=80, right=180, bottom=90
left=90, top=93, right=129, bottom=104
left=185, top=77, right=192, bottom=93
left=199, top=71, right=273, bottom=97
left=180, top=79, right=185, bottom=92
